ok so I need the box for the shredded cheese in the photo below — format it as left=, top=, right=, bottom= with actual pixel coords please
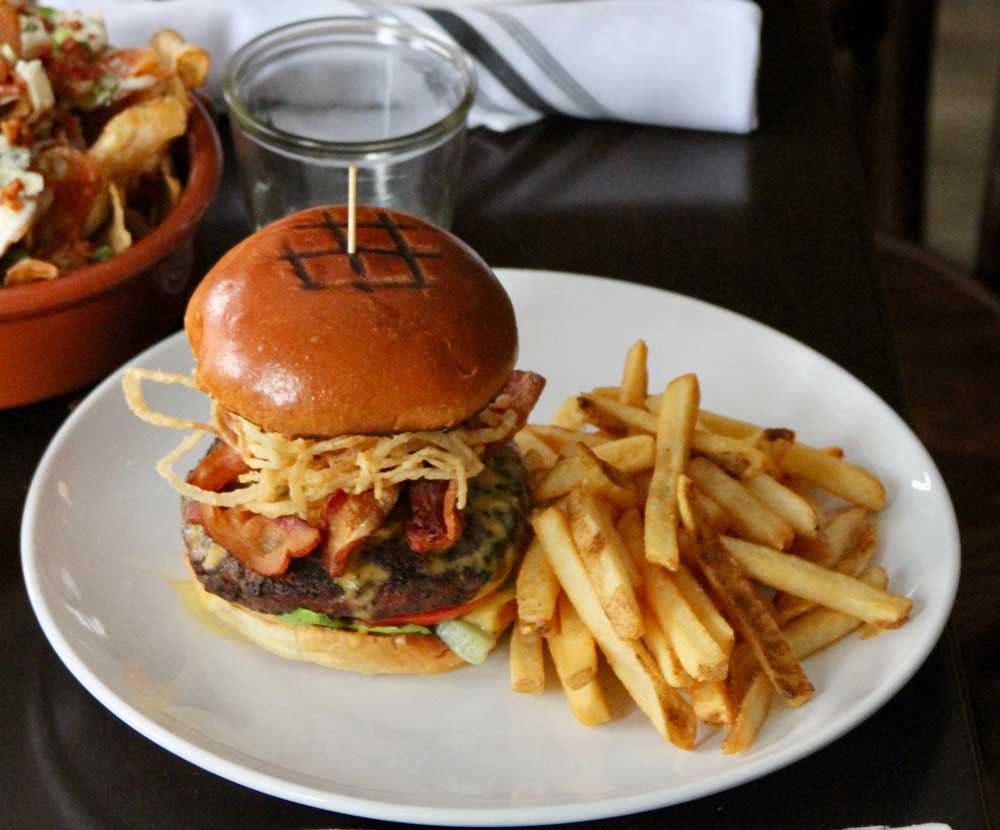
left=123, top=368, right=518, bottom=523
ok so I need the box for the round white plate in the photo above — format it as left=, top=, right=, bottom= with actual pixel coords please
left=23, top=269, right=959, bottom=826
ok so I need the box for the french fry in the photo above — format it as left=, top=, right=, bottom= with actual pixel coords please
left=772, top=507, right=868, bottom=623
left=695, top=410, right=760, bottom=440
left=549, top=593, right=598, bottom=691
left=780, top=442, right=886, bottom=511
left=617, top=497, right=692, bottom=690
left=619, top=340, right=649, bottom=408
left=514, top=429, right=560, bottom=471
left=462, top=586, right=516, bottom=633
left=623, top=505, right=729, bottom=680
left=641, top=610, right=695, bottom=687
left=692, top=680, right=735, bottom=727
left=692, top=430, right=772, bottom=479
left=516, top=538, right=561, bottom=634
left=782, top=567, right=889, bottom=658
left=525, top=425, right=607, bottom=456
left=532, top=508, right=697, bottom=748
left=743, top=473, right=819, bottom=538
left=752, top=427, right=796, bottom=465
left=832, top=522, right=878, bottom=577
left=687, top=457, right=795, bottom=550
left=566, top=486, right=644, bottom=638
left=722, top=671, right=772, bottom=754
left=685, top=503, right=814, bottom=707
left=532, top=435, right=655, bottom=501
left=774, top=523, right=879, bottom=625
left=695, top=490, right=731, bottom=533
left=698, top=412, right=884, bottom=510
left=577, top=394, right=655, bottom=434
left=591, top=385, right=620, bottom=399
left=676, top=474, right=697, bottom=531
left=822, top=507, right=870, bottom=564
left=555, top=674, right=611, bottom=727
left=645, top=374, right=700, bottom=570
left=725, top=641, right=760, bottom=706
left=674, top=563, right=735, bottom=655
left=551, top=397, right=587, bottom=430
left=643, top=561, right=729, bottom=681
left=576, top=443, right=639, bottom=508
left=510, top=626, right=546, bottom=694
left=721, top=535, right=910, bottom=627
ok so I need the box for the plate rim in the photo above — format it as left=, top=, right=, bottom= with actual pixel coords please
left=21, top=268, right=961, bottom=826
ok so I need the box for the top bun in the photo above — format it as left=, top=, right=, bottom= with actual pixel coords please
left=185, top=206, right=518, bottom=436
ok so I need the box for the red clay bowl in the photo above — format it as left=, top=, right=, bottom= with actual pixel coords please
left=0, top=95, right=222, bottom=408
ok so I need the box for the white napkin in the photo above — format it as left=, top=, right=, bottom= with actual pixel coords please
left=51, top=0, right=761, bottom=134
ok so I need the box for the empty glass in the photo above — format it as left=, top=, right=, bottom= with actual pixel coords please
left=224, top=18, right=476, bottom=229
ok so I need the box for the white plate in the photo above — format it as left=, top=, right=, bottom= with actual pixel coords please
left=23, top=269, right=959, bottom=826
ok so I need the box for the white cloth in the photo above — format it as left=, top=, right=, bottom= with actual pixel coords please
left=51, top=0, right=761, bottom=134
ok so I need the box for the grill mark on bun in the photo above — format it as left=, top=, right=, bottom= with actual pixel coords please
left=185, top=205, right=517, bottom=437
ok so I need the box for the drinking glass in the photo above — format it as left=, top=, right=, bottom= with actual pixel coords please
left=224, top=18, right=476, bottom=229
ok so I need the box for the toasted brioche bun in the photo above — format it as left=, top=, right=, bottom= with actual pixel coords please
left=188, top=563, right=517, bottom=675
left=184, top=205, right=518, bottom=437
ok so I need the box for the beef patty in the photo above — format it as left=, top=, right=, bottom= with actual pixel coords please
left=185, top=445, right=531, bottom=621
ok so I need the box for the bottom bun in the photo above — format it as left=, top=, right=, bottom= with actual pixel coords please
left=189, top=565, right=511, bottom=675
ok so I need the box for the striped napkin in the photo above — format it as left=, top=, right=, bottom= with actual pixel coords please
left=54, top=0, right=762, bottom=134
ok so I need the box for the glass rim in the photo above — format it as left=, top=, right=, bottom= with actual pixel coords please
left=223, top=17, right=477, bottom=159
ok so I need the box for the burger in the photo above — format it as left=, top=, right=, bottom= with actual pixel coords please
left=124, top=205, right=544, bottom=674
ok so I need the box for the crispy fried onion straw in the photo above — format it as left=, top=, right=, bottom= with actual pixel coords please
left=123, top=368, right=518, bottom=523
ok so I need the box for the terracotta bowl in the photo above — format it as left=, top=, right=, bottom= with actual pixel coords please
left=0, top=96, right=222, bottom=408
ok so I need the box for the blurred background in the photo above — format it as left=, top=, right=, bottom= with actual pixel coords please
left=831, top=0, right=1000, bottom=809
left=927, top=0, right=998, bottom=263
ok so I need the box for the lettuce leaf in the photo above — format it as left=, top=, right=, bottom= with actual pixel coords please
left=279, top=608, right=431, bottom=635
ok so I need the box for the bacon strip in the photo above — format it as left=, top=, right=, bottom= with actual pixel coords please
left=321, top=485, right=400, bottom=578
left=186, top=442, right=250, bottom=492
left=193, top=504, right=320, bottom=577
left=500, top=370, right=546, bottom=429
left=405, top=479, right=464, bottom=553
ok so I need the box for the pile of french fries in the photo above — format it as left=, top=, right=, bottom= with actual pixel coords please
left=510, top=341, right=911, bottom=753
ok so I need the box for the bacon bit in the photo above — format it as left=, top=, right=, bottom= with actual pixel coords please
left=186, top=443, right=251, bottom=492
left=2, top=117, right=32, bottom=147
left=405, top=479, right=464, bottom=553
left=31, top=146, right=102, bottom=250
left=46, top=38, right=102, bottom=99
left=0, top=178, right=24, bottom=210
left=0, top=77, right=25, bottom=101
left=193, top=503, right=320, bottom=578
left=498, top=370, right=546, bottom=429
left=0, top=5, right=21, bottom=59
left=321, top=486, right=399, bottom=577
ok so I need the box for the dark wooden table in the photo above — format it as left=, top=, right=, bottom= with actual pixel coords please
left=1, top=3, right=994, bottom=828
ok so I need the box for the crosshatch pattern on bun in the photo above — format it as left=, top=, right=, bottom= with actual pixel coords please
left=185, top=205, right=518, bottom=437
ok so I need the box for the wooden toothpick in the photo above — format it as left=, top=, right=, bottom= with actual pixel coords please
left=347, top=165, right=358, bottom=255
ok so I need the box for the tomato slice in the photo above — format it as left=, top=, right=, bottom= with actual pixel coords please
left=371, top=594, right=489, bottom=627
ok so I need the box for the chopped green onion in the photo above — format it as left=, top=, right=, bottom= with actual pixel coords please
left=90, top=245, right=113, bottom=263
